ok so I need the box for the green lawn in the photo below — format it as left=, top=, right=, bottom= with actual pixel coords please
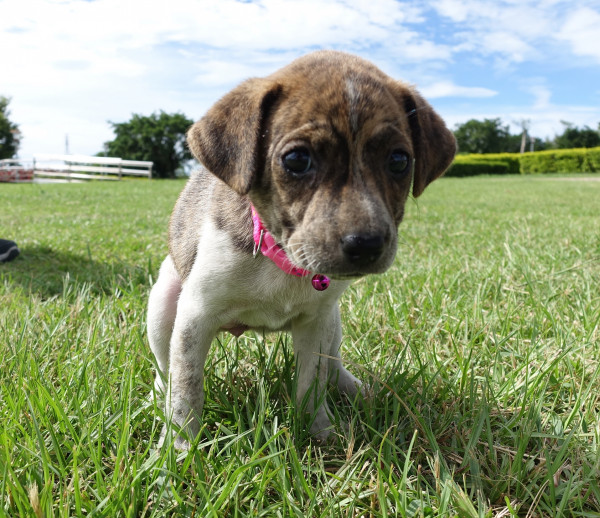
left=1, top=175, right=599, bottom=517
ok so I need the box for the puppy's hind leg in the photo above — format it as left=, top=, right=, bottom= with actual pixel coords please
left=147, top=255, right=181, bottom=394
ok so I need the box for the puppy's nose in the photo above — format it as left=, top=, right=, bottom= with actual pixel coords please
left=341, top=234, right=385, bottom=266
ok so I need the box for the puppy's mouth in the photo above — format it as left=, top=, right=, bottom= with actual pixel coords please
left=285, top=234, right=396, bottom=279
left=284, top=249, right=396, bottom=280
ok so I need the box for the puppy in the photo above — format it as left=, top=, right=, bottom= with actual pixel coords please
left=147, top=50, right=456, bottom=448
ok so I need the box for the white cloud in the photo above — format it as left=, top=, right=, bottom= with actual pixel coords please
left=420, top=81, right=497, bottom=99
left=0, top=0, right=598, bottom=158
left=479, top=32, right=533, bottom=63
left=428, top=0, right=585, bottom=65
left=557, top=7, right=600, bottom=62
left=431, top=0, right=470, bottom=22
left=525, top=84, right=552, bottom=110
left=391, top=38, right=454, bottom=62
left=193, top=59, right=279, bottom=88
left=0, top=0, right=452, bottom=157
left=0, top=0, right=423, bottom=54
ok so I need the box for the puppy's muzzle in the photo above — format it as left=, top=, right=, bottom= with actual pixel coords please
left=341, top=233, right=385, bottom=267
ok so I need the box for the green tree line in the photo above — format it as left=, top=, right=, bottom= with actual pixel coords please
left=2, top=96, right=600, bottom=176
left=0, top=96, right=21, bottom=160
left=99, top=111, right=193, bottom=178
left=454, top=118, right=600, bottom=154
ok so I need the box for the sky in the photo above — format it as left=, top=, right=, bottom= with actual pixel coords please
left=1, top=0, right=600, bottom=159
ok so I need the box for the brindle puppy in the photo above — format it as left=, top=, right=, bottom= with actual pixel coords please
left=147, top=50, right=456, bottom=448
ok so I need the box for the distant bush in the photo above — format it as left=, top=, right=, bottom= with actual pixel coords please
left=519, top=148, right=599, bottom=174
left=446, top=153, right=520, bottom=177
left=587, top=148, right=600, bottom=171
left=446, top=159, right=508, bottom=177
left=445, top=147, right=600, bottom=176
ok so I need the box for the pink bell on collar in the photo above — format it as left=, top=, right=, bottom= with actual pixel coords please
left=311, top=274, right=330, bottom=291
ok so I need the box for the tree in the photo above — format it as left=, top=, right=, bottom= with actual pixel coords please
left=0, top=96, right=21, bottom=159
left=102, top=111, right=194, bottom=178
left=453, top=118, right=512, bottom=154
left=514, top=119, right=530, bottom=153
left=553, top=122, right=600, bottom=149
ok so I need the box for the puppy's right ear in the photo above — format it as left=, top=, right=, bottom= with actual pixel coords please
left=187, top=79, right=282, bottom=195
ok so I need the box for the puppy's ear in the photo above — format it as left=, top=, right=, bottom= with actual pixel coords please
left=187, top=79, right=282, bottom=195
left=401, top=88, right=456, bottom=198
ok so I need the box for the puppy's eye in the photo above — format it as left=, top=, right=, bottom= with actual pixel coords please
left=388, top=150, right=410, bottom=176
left=282, top=148, right=312, bottom=176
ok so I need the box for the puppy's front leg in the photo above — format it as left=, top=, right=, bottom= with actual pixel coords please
left=147, top=256, right=181, bottom=394
left=326, top=306, right=363, bottom=398
left=292, top=305, right=341, bottom=441
left=166, top=290, right=217, bottom=449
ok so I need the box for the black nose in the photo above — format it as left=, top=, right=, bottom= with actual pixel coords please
left=341, top=234, right=385, bottom=266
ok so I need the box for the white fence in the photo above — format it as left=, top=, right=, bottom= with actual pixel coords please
left=0, top=154, right=153, bottom=182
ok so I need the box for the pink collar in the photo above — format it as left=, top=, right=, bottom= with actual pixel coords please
left=251, top=204, right=330, bottom=291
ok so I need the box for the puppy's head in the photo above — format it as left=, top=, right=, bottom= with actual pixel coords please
left=188, top=51, right=456, bottom=278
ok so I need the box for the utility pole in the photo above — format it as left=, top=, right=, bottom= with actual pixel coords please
left=65, top=134, right=70, bottom=155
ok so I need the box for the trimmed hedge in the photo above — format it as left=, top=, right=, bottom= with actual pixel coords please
left=519, top=147, right=600, bottom=174
left=446, top=153, right=520, bottom=177
left=446, top=159, right=509, bottom=177
left=445, top=147, right=600, bottom=176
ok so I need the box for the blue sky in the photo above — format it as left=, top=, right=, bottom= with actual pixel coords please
left=1, top=0, right=599, bottom=159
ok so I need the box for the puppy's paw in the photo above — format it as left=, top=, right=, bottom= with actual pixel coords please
left=312, top=428, right=335, bottom=444
left=174, top=435, right=192, bottom=451
left=333, top=366, right=363, bottom=398
left=308, top=406, right=338, bottom=443
left=157, top=425, right=194, bottom=451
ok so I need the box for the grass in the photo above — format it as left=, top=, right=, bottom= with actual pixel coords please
left=1, top=175, right=599, bottom=517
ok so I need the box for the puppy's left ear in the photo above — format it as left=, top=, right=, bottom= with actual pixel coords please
left=399, top=87, right=456, bottom=198
left=187, top=78, right=282, bottom=195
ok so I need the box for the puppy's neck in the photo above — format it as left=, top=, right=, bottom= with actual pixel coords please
left=250, top=204, right=330, bottom=291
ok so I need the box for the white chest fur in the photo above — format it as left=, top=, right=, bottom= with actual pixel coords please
left=178, top=220, right=350, bottom=333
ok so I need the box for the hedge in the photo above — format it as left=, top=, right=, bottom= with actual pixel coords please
left=446, top=153, right=521, bottom=177
left=445, top=147, right=600, bottom=176
left=519, top=147, right=600, bottom=174
left=445, top=159, right=509, bottom=177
